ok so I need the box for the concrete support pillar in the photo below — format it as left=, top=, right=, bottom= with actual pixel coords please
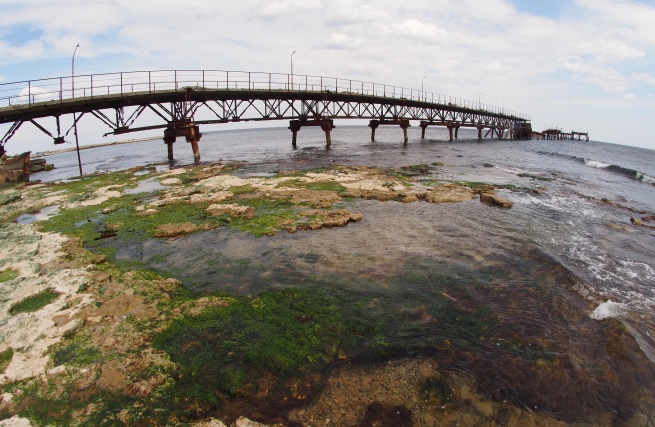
left=420, top=121, right=428, bottom=139
left=447, top=125, right=454, bottom=141
left=477, top=126, right=484, bottom=140
left=289, top=118, right=334, bottom=149
left=321, top=120, right=335, bottom=148
left=184, top=125, right=202, bottom=164
left=289, top=120, right=302, bottom=149
left=454, top=125, right=460, bottom=140
left=163, top=127, right=176, bottom=162
left=400, top=119, right=410, bottom=144
left=368, top=120, right=379, bottom=141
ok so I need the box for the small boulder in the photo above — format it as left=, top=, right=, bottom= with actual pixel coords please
left=206, top=203, right=255, bottom=219
left=161, top=178, right=182, bottom=186
left=630, top=217, right=644, bottom=226
left=303, top=209, right=363, bottom=230
left=155, top=222, right=199, bottom=237
left=480, top=192, right=512, bottom=208
left=424, top=185, right=476, bottom=204
left=234, top=417, right=271, bottom=427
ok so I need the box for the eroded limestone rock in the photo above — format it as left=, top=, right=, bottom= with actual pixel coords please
left=480, top=192, right=513, bottom=208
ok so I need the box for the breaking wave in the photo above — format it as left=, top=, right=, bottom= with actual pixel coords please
left=536, top=151, right=655, bottom=185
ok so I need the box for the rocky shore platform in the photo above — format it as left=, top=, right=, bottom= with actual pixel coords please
left=0, top=162, right=652, bottom=426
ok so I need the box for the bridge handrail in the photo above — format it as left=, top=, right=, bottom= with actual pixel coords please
left=0, top=69, right=531, bottom=121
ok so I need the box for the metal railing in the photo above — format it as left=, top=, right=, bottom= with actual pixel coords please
left=0, top=69, right=531, bottom=121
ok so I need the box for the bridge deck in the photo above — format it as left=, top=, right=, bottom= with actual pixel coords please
left=0, top=69, right=533, bottom=161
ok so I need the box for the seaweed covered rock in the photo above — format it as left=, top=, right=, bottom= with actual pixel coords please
left=206, top=203, right=255, bottom=219
left=301, top=209, right=363, bottom=230
left=0, top=191, right=20, bottom=206
left=424, top=185, right=476, bottom=204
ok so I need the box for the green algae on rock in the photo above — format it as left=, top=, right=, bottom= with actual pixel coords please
left=0, top=269, right=18, bottom=283
left=8, top=289, right=60, bottom=316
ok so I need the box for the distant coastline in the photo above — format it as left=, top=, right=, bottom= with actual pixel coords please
left=42, top=136, right=160, bottom=156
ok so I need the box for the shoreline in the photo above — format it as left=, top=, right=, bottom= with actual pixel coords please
left=41, top=136, right=160, bottom=157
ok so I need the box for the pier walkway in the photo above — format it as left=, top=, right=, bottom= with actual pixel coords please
left=0, top=69, right=532, bottom=162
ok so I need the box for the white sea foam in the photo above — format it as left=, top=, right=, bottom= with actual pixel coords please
left=637, top=172, right=655, bottom=184
left=584, top=159, right=611, bottom=169
left=494, top=165, right=525, bottom=175
left=590, top=300, right=629, bottom=320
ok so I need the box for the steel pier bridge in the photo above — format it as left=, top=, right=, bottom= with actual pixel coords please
left=0, top=69, right=532, bottom=162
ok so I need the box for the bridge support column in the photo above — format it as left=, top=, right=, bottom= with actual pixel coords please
left=400, top=120, right=410, bottom=144
left=164, top=121, right=202, bottom=163
left=477, top=126, right=484, bottom=141
left=420, top=121, right=428, bottom=139
left=321, top=120, right=335, bottom=148
left=185, top=125, right=202, bottom=164
left=289, top=120, right=302, bottom=149
left=164, top=127, right=176, bottom=162
left=367, top=119, right=410, bottom=144
left=368, top=120, right=379, bottom=141
left=289, top=118, right=335, bottom=149
left=447, top=124, right=460, bottom=141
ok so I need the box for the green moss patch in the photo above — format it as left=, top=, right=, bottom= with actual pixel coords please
left=0, top=268, right=19, bottom=283
left=9, top=289, right=60, bottom=315
left=47, top=170, right=137, bottom=202
left=0, top=347, right=13, bottom=373
left=53, top=340, right=104, bottom=367
left=228, top=198, right=301, bottom=236
left=153, top=287, right=364, bottom=398
left=228, top=185, right=257, bottom=195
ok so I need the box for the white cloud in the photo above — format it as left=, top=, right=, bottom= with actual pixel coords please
left=561, top=57, right=628, bottom=92
left=632, top=72, right=655, bottom=86
left=0, top=0, right=654, bottom=148
left=390, top=19, right=448, bottom=44
left=251, top=0, right=322, bottom=19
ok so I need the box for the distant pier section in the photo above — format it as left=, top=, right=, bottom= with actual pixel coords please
left=533, top=129, right=589, bottom=141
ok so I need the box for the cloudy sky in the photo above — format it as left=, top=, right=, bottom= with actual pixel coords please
left=1, top=0, right=655, bottom=152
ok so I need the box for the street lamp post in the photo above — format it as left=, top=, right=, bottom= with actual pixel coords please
left=421, top=76, right=426, bottom=101
left=290, top=50, right=296, bottom=90
left=72, top=44, right=80, bottom=98
left=478, top=92, right=483, bottom=107
left=72, top=43, right=83, bottom=176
